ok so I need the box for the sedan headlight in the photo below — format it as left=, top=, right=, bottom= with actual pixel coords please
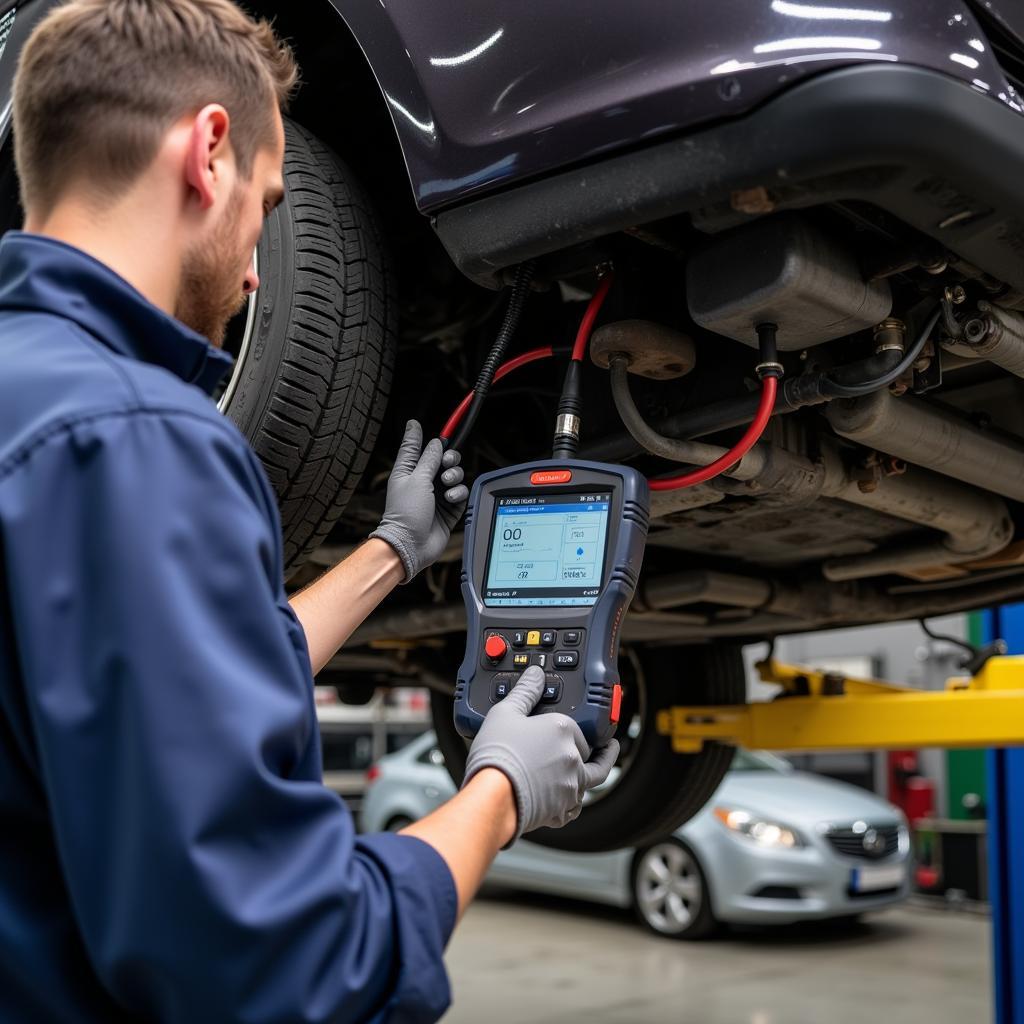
left=713, top=806, right=805, bottom=849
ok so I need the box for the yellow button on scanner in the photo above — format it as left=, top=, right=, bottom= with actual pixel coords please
left=526, top=630, right=541, bottom=646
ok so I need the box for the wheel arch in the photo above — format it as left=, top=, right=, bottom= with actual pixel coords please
left=245, top=0, right=433, bottom=251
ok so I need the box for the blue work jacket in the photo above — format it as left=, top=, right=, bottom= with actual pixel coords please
left=0, top=233, right=457, bottom=1023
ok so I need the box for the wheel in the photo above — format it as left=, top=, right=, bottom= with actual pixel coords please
left=219, top=120, right=396, bottom=573
left=385, top=815, right=414, bottom=833
left=429, top=643, right=745, bottom=852
left=632, top=839, right=717, bottom=939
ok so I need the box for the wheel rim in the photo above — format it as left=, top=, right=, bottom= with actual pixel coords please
left=216, top=245, right=260, bottom=414
left=636, top=842, right=703, bottom=934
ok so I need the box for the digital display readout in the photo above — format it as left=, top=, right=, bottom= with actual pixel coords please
left=483, top=493, right=611, bottom=607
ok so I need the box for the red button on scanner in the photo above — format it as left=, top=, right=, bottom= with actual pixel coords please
left=485, top=634, right=508, bottom=661
left=531, top=470, right=573, bottom=485
left=610, top=684, right=623, bottom=724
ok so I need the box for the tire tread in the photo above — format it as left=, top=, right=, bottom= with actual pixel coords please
left=242, top=122, right=397, bottom=570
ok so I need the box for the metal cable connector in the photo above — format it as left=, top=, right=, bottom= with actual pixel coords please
left=755, top=361, right=784, bottom=380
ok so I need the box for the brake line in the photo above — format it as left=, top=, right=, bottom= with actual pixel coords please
left=641, top=323, right=782, bottom=491
left=646, top=375, right=778, bottom=491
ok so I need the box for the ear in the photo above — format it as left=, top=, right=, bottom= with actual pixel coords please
left=184, top=104, right=232, bottom=211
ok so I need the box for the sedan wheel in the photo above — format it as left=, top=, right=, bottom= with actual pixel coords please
left=632, top=840, right=716, bottom=939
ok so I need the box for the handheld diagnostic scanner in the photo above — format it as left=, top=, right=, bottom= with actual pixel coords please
left=454, top=460, right=649, bottom=748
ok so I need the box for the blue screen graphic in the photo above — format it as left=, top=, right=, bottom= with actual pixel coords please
left=484, top=493, right=611, bottom=607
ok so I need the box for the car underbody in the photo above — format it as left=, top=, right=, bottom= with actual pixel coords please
left=8, top=0, right=1024, bottom=850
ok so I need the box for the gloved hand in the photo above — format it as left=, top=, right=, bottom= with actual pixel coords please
left=370, top=420, right=469, bottom=583
left=463, top=665, right=620, bottom=844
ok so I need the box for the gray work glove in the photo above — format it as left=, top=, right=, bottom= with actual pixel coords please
left=370, top=420, right=469, bottom=583
left=463, top=665, right=620, bottom=844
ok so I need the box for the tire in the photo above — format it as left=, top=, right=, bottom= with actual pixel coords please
left=632, top=839, right=717, bottom=940
left=221, top=120, right=396, bottom=572
left=429, top=643, right=746, bottom=853
left=385, top=815, right=414, bottom=833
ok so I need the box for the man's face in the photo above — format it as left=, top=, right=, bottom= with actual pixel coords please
left=175, top=111, right=286, bottom=346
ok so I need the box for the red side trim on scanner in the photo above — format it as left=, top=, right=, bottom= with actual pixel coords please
left=610, top=684, right=623, bottom=724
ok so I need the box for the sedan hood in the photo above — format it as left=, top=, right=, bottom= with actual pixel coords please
left=709, top=771, right=901, bottom=829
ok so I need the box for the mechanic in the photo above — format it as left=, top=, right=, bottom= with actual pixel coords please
left=0, top=2, right=618, bottom=1022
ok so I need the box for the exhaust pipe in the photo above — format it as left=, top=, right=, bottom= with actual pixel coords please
left=826, top=388, right=1024, bottom=505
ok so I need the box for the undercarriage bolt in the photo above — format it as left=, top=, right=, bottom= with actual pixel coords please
left=964, top=317, right=989, bottom=344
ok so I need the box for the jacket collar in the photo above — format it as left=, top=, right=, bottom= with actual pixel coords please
left=0, top=231, right=235, bottom=395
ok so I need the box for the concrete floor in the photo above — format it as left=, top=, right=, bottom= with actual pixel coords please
left=443, top=890, right=990, bottom=1024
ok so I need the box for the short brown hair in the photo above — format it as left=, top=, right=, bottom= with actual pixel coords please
left=13, top=0, right=298, bottom=216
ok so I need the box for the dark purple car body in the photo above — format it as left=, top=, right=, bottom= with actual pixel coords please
left=2, top=0, right=1024, bottom=286
left=324, top=0, right=1020, bottom=211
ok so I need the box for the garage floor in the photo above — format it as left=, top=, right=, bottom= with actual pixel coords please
left=442, top=890, right=989, bottom=1023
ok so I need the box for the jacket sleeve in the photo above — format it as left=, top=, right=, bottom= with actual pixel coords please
left=4, top=409, right=457, bottom=1024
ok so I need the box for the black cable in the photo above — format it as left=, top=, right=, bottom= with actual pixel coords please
left=552, top=360, right=585, bottom=459
left=919, top=616, right=1008, bottom=676
left=551, top=274, right=615, bottom=459
left=823, top=307, right=941, bottom=399
left=918, top=617, right=976, bottom=655
left=448, top=261, right=535, bottom=452
left=755, top=322, right=783, bottom=379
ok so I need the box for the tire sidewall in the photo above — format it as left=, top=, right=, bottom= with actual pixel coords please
left=223, top=201, right=293, bottom=439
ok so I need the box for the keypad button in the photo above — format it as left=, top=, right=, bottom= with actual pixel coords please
left=540, top=630, right=557, bottom=647
left=561, top=630, right=582, bottom=647
left=492, top=674, right=514, bottom=701
left=542, top=680, right=563, bottom=703
left=554, top=650, right=579, bottom=669
left=512, top=631, right=527, bottom=648
left=530, top=653, right=547, bottom=669
left=526, top=630, right=541, bottom=647
left=513, top=653, right=529, bottom=668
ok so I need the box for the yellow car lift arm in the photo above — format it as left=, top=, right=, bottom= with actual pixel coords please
left=656, top=655, right=1024, bottom=753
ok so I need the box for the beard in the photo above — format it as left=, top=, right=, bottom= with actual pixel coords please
left=175, top=194, right=251, bottom=348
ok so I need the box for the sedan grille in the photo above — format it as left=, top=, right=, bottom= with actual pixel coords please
left=824, top=824, right=901, bottom=860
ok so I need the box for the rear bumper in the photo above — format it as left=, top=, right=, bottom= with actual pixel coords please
left=436, top=64, right=1024, bottom=289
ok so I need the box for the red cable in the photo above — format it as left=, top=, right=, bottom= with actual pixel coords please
left=571, top=273, right=615, bottom=362
left=440, top=273, right=777, bottom=493
left=441, top=347, right=555, bottom=441
left=647, top=376, right=778, bottom=491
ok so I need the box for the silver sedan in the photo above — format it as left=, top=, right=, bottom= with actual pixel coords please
left=359, top=733, right=910, bottom=939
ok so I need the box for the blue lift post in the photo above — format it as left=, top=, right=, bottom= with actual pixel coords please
left=986, top=604, right=1024, bottom=1024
